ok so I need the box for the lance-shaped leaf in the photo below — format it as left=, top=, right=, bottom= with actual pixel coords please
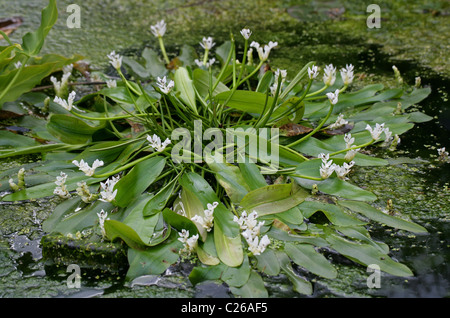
left=299, top=201, right=367, bottom=227
left=240, top=183, right=309, bottom=216
left=338, top=200, right=427, bottom=234
left=207, top=153, right=250, bottom=204
left=179, top=172, right=244, bottom=266
left=21, top=0, right=57, bottom=55
left=327, top=233, right=414, bottom=277
left=229, top=271, right=268, bottom=298
left=284, top=243, right=337, bottom=279
left=277, top=250, right=313, bottom=295
left=113, top=156, right=165, bottom=208
left=47, top=114, right=105, bottom=144
left=126, top=230, right=181, bottom=280
left=143, top=180, right=177, bottom=216
left=174, top=66, right=196, bottom=111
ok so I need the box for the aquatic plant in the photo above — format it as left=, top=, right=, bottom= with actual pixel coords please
left=0, top=1, right=433, bottom=297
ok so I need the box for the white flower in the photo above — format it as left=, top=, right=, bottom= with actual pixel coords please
left=318, top=153, right=336, bottom=179
left=106, top=79, right=117, bottom=88
left=195, top=58, right=215, bottom=68
left=323, top=64, right=336, bottom=86
left=200, top=37, right=215, bottom=50
left=156, top=76, right=175, bottom=94
left=72, top=159, right=104, bottom=177
left=14, top=61, right=22, bottom=69
left=270, top=69, right=287, bottom=95
left=53, top=172, right=70, bottom=199
left=244, top=234, right=270, bottom=256
left=107, top=51, right=122, bottom=70
left=63, top=64, right=73, bottom=74
left=437, top=147, right=449, bottom=162
left=146, top=134, right=171, bottom=152
left=233, top=210, right=265, bottom=238
left=50, top=72, right=71, bottom=96
left=151, top=19, right=167, bottom=37
left=328, top=113, right=347, bottom=129
left=97, top=209, right=109, bottom=238
left=308, top=65, right=319, bottom=79
left=326, top=89, right=339, bottom=105
left=53, top=90, right=76, bottom=111
left=55, top=171, right=68, bottom=186
left=234, top=211, right=269, bottom=255
left=344, top=148, right=359, bottom=161
left=240, top=28, right=252, bottom=40
left=250, top=41, right=278, bottom=61
left=334, top=161, right=355, bottom=180
left=344, top=133, right=355, bottom=149
left=178, top=229, right=199, bottom=255
left=340, top=64, right=354, bottom=85
left=365, top=123, right=386, bottom=140
left=99, top=176, right=120, bottom=203
left=76, top=181, right=96, bottom=203
left=191, top=201, right=218, bottom=232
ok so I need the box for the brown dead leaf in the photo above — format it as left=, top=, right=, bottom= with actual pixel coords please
left=166, top=57, right=182, bottom=71
left=0, top=17, right=23, bottom=39
left=0, top=110, right=23, bottom=120
left=279, top=122, right=313, bottom=137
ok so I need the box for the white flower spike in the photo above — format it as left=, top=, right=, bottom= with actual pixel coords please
left=334, top=161, right=355, bottom=180
left=200, top=37, right=215, bottom=50
left=99, top=176, right=120, bottom=203
left=178, top=229, right=199, bottom=255
left=151, top=20, right=167, bottom=38
left=308, top=65, right=319, bottom=79
left=328, top=113, right=347, bottom=129
left=72, top=159, right=104, bottom=177
left=250, top=41, right=278, bottom=61
left=326, top=89, right=340, bottom=105
left=53, top=91, right=76, bottom=111
left=244, top=234, right=270, bottom=256
left=191, top=201, right=218, bottom=232
left=53, top=172, right=70, bottom=199
left=240, top=28, right=252, bottom=40
left=107, top=51, right=122, bottom=70
left=319, top=153, right=336, bottom=179
left=97, top=209, right=109, bottom=238
left=146, top=134, right=171, bottom=152
left=156, top=76, right=175, bottom=94
left=340, top=64, right=354, bottom=85
left=365, top=123, right=386, bottom=140
left=323, top=64, right=336, bottom=86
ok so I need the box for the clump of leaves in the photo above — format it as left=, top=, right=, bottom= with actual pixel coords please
left=0, top=9, right=432, bottom=297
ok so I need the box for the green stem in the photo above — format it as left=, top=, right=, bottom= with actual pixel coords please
left=329, top=139, right=375, bottom=156
left=306, top=84, right=328, bottom=98
left=237, top=60, right=264, bottom=87
left=256, top=74, right=282, bottom=128
left=159, top=36, right=170, bottom=65
left=203, top=48, right=210, bottom=66
left=69, top=111, right=149, bottom=121
left=92, top=151, right=163, bottom=178
left=287, top=101, right=335, bottom=148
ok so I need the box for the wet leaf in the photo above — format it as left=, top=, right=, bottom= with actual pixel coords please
left=284, top=242, right=337, bottom=279
left=338, top=200, right=427, bottom=233
left=240, top=183, right=309, bottom=216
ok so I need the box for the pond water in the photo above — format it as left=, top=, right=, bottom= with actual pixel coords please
left=0, top=0, right=448, bottom=298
